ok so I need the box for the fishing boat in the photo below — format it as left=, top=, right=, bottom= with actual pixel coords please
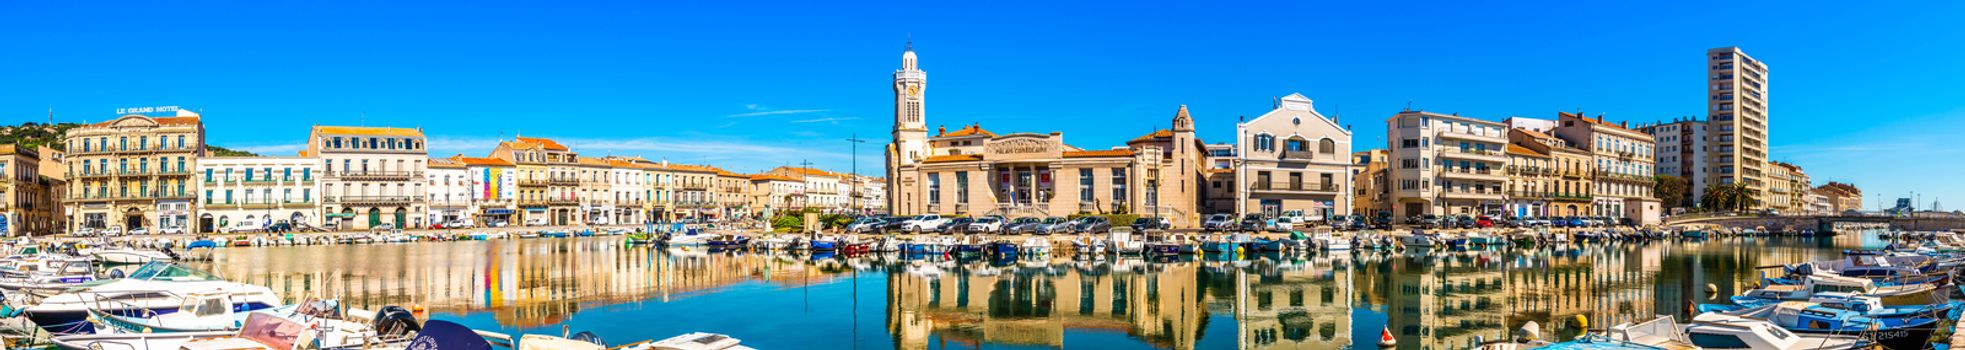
left=809, top=237, right=839, bottom=251
left=1019, top=238, right=1052, bottom=255
left=1105, top=228, right=1145, bottom=255
left=1313, top=232, right=1350, bottom=251
left=1734, top=274, right=1945, bottom=308
left=1534, top=316, right=1693, bottom=350
left=25, top=262, right=283, bottom=334
left=1199, top=234, right=1240, bottom=254
left=1145, top=234, right=1195, bottom=256
left=841, top=241, right=873, bottom=255
left=985, top=240, right=1019, bottom=257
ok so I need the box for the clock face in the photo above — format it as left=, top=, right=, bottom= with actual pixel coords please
left=906, top=84, right=921, bottom=97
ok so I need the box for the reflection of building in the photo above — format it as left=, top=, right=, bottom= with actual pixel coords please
left=887, top=261, right=1205, bottom=350
left=1236, top=259, right=1356, bottom=349
left=1234, top=93, right=1353, bottom=219
left=195, top=156, right=320, bottom=233
left=310, top=126, right=429, bottom=230
left=63, top=111, right=204, bottom=233
left=884, top=46, right=1210, bottom=227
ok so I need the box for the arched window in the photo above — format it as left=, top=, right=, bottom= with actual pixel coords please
left=1319, top=138, right=1336, bottom=154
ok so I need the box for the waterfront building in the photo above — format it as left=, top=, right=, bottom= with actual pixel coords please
left=882, top=46, right=1207, bottom=226
left=1503, top=116, right=1557, bottom=133
left=1385, top=111, right=1508, bottom=218
left=1550, top=112, right=1661, bottom=224
left=1510, top=128, right=1596, bottom=217
left=426, top=157, right=472, bottom=226
left=1814, top=182, right=1863, bottom=213
left=1233, top=93, right=1352, bottom=219
left=1708, top=47, right=1772, bottom=209
left=849, top=175, right=886, bottom=215
left=1, top=145, right=60, bottom=235
left=38, top=146, right=68, bottom=234
left=1350, top=149, right=1389, bottom=216
left=1768, top=161, right=1809, bottom=214
left=1804, top=189, right=1832, bottom=215
left=63, top=111, right=203, bottom=234
left=602, top=158, right=649, bottom=225
left=195, top=156, right=321, bottom=233
left=749, top=173, right=803, bottom=215
left=713, top=168, right=752, bottom=219
left=490, top=137, right=579, bottom=226
left=1502, top=140, right=1554, bottom=219
left=770, top=166, right=849, bottom=212
left=1637, top=118, right=1708, bottom=207
left=457, top=156, right=518, bottom=226
left=660, top=163, right=719, bottom=219
left=309, top=125, right=429, bottom=230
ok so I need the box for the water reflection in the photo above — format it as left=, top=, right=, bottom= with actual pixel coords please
left=184, top=234, right=1868, bottom=350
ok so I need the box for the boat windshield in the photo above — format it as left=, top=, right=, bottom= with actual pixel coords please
left=127, top=263, right=223, bottom=282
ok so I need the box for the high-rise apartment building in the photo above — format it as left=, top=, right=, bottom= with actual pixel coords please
left=1638, top=118, right=1707, bottom=207
left=1707, top=47, right=1771, bottom=208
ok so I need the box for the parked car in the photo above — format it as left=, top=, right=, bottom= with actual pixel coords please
left=899, top=214, right=948, bottom=233
left=1238, top=214, right=1268, bottom=232
left=1475, top=215, right=1495, bottom=228
left=1412, top=215, right=1441, bottom=229
left=1005, top=217, right=1044, bottom=234
left=157, top=226, right=186, bottom=235
left=845, top=217, right=886, bottom=233
left=370, top=223, right=397, bottom=231
left=1130, top=217, right=1170, bottom=231
left=1565, top=216, right=1588, bottom=228
left=127, top=227, right=149, bottom=235
left=937, top=217, right=975, bottom=234
left=444, top=219, right=475, bottom=229
left=1370, top=215, right=1393, bottom=229
left=967, top=216, right=1007, bottom=233
left=1272, top=209, right=1314, bottom=232
left=1201, top=214, right=1236, bottom=232
left=1035, top=217, right=1072, bottom=234
left=1071, top=216, right=1112, bottom=234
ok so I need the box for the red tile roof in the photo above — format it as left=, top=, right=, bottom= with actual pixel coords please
left=1128, top=130, right=1174, bottom=144
left=1063, top=149, right=1134, bottom=158
left=510, top=136, right=570, bottom=151
left=940, top=124, right=996, bottom=138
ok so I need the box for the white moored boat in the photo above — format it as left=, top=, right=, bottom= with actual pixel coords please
left=24, top=262, right=282, bottom=335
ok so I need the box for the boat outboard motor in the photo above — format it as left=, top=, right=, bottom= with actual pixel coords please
left=570, top=331, right=606, bottom=347
left=373, top=305, right=423, bottom=338
left=107, top=268, right=126, bottom=279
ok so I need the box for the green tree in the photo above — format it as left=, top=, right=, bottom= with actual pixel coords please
left=1654, top=175, right=1689, bottom=208
left=1701, top=183, right=1759, bottom=212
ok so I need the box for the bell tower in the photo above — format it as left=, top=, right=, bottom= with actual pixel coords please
left=891, top=42, right=929, bottom=165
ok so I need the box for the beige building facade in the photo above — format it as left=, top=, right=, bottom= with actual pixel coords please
left=1349, top=149, right=1388, bottom=217
left=884, top=47, right=1207, bottom=226
left=1708, top=47, right=1772, bottom=208
left=310, top=125, right=429, bottom=230
left=1551, top=112, right=1661, bottom=224
left=1, top=145, right=60, bottom=235
left=1505, top=128, right=1596, bottom=218
left=63, top=112, right=204, bottom=234
left=1385, top=111, right=1508, bottom=219
left=1234, top=93, right=1352, bottom=219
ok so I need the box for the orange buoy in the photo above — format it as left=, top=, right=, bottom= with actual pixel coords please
left=1378, top=328, right=1397, bottom=347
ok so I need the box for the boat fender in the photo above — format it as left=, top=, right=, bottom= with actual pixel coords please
left=1706, top=283, right=1718, bottom=295
left=1377, top=328, right=1396, bottom=347
left=1572, top=314, right=1588, bottom=328
left=570, top=331, right=606, bottom=347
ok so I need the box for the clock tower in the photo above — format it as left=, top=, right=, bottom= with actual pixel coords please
left=890, top=42, right=929, bottom=165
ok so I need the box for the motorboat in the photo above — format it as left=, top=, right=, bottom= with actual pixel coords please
left=1534, top=316, right=1694, bottom=350
left=24, top=262, right=282, bottom=334
left=630, top=332, right=757, bottom=350
left=1070, top=236, right=1106, bottom=255
left=91, top=246, right=177, bottom=265
left=1105, top=228, right=1145, bottom=255
left=1401, top=231, right=1441, bottom=248
left=1683, top=312, right=1871, bottom=350
left=665, top=232, right=719, bottom=247
left=1019, top=238, right=1052, bottom=255
left=1717, top=302, right=1938, bottom=350
left=1313, top=232, right=1351, bottom=251
left=91, top=292, right=300, bottom=333
left=1734, top=274, right=1944, bottom=308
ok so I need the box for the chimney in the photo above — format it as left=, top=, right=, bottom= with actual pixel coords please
left=1621, top=121, right=1628, bottom=128
left=937, top=125, right=946, bottom=136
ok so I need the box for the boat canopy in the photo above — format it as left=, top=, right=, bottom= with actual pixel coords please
left=127, top=262, right=223, bottom=282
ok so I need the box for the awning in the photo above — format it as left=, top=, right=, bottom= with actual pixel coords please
left=324, top=213, right=358, bottom=219
left=485, top=209, right=514, bottom=215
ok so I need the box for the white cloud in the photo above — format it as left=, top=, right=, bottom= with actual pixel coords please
left=727, top=109, right=828, bottom=118
left=791, top=116, right=860, bottom=124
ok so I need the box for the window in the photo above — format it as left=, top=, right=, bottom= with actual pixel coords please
left=1079, top=169, right=1094, bottom=201
left=1286, top=139, right=1307, bottom=152
left=1254, top=134, right=1276, bottom=151
left=1319, top=138, right=1335, bottom=154
left=1111, top=168, right=1127, bottom=203
left=954, top=172, right=969, bottom=204
left=927, top=173, right=941, bottom=205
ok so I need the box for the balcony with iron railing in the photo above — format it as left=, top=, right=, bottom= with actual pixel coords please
left=1251, top=181, right=1338, bottom=193
left=548, top=198, right=579, bottom=205
left=324, top=195, right=418, bottom=205
left=1438, top=167, right=1504, bottom=180
left=1437, top=129, right=1505, bottom=142
left=1506, top=166, right=1552, bottom=176
left=548, top=178, right=579, bottom=186
left=326, top=171, right=422, bottom=181
left=518, top=179, right=550, bottom=187
left=1438, top=187, right=1504, bottom=199
left=69, top=191, right=197, bottom=201
left=205, top=199, right=318, bottom=210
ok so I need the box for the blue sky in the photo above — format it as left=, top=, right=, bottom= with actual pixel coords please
left=3, top=1, right=1961, bottom=209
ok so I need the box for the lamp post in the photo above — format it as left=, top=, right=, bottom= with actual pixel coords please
left=846, top=134, right=867, bottom=215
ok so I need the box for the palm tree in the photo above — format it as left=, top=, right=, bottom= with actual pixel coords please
left=1701, top=183, right=1759, bottom=212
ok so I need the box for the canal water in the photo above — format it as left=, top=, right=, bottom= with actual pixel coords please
left=181, top=232, right=1886, bottom=349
